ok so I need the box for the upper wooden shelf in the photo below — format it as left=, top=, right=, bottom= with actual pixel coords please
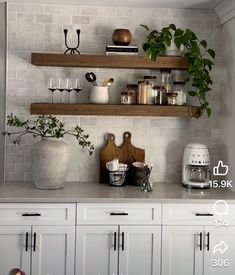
left=31, top=53, right=188, bottom=70
left=30, top=103, right=201, bottom=118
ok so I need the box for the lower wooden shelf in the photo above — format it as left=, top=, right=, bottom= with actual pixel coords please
left=30, top=103, right=201, bottom=118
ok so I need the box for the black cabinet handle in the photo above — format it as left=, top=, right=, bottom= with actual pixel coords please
left=205, top=232, right=210, bottom=251
left=113, top=232, right=117, bottom=251
left=110, top=212, right=128, bottom=216
left=121, top=232, right=124, bottom=251
left=25, top=232, right=29, bottom=252
left=195, top=213, right=213, bottom=216
left=198, top=232, right=202, bottom=251
left=22, top=213, right=41, bottom=217
left=33, top=232, right=36, bottom=252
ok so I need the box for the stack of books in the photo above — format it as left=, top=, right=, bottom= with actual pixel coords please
left=106, top=45, right=138, bottom=55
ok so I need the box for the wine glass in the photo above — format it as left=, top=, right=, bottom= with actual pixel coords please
left=73, top=77, right=82, bottom=104
left=65, top=77, right=73, bottom=103
left=48, top=76, right=57, bottom=104
left=57, top=77, right=66, bottom=103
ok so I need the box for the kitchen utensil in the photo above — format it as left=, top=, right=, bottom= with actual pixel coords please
left=100, top=132, right=145, bottom=183
left=102, top=78, right=114, bottom=87
left=130, top=162, right=149, bottom=186
left=182, top=143, right=211, bottom=189
left=90, top=86, right=109, bottom=104
left=85, top=72, right=98, bottom=86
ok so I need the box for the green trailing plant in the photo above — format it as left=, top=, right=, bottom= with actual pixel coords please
left=141, top=23, right=216, bottom=116
left=2, top=114, right=94, bottom=155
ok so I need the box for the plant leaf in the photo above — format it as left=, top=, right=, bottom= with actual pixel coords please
left=200, top=40, right=207, bottom=48
left=188, top=91, right=197, bottom=97
left=207, top=49, right=215, bottom=59
left=169, top=24, right=176, bottom=31
left=140, top=24, right=149, bottom=31
left=174, top=28, right=184, bottom=37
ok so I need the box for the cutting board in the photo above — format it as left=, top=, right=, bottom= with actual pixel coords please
left=100, top=132, right=145, bottom=183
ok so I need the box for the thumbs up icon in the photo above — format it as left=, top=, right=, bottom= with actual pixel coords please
left=213, top=161, right=229, bottom=176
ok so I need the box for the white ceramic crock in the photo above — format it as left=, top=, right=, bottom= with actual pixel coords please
left=90, top=86, right=109, bottom=104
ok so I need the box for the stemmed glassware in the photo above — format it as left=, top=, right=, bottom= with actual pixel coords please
left=65, top=77, right=73, bottom=104
left=48, top=76, right=57, bottom=104
left=48, top=76, right=83, bottom=104
left=57, top=77, right=66, bottom=103
left=73, top=77, right=82, bottom=104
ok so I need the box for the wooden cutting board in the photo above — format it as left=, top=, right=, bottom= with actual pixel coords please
left=100, top=132, right=145, bottom=183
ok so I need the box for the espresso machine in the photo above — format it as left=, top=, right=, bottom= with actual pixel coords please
left=182, top=143, right=211, bottom=189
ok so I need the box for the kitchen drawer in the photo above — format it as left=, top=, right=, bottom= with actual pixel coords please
left=0, top=203, right=76, bottom=225
left=77, top=203, right=161, bottom=225
left=163, top=203, right=235, bottom=225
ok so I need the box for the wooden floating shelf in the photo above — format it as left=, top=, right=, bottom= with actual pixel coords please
left=30, top=103, right=201, bottom=118
left=31, top=53, right=188, bottom=70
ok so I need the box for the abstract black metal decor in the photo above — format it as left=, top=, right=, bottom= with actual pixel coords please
left=63, top=29, right=80, bottom=54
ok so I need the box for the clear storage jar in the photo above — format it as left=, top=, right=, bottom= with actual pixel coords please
left=137, top=80, right=149, bottom=104
left=173, top=81, right=187, bottom=105
left=161, top=69, right=172, bottom=93
left=144, top=76, right=156, bottom=104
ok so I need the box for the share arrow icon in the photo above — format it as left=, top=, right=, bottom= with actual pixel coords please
left=213, top=241, right=229, bottom=254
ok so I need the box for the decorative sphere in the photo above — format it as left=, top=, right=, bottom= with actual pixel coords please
left=112, top=29, right=132, bottom=46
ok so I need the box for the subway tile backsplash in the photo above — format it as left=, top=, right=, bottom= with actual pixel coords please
left=6, top=2, right=221, bottom=182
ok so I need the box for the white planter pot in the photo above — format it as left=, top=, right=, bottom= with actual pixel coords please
left=165, top=42, right=184, bottom=56
left=32, top=137, right=70, bottom=190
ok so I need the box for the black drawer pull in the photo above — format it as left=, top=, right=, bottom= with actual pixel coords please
left=22, top=213, right=41, bottom=217
left=110, top=212, right=128, bottom=216
left=195, top=213, right=213, bottom=216
left=198, top=232, right=202, bottom=251
left=113, top=232, right=117, bottom=251
left=25, top=232, right=29, bottom=252
left=121, top=232, right=125, bottom=251
left=33, top=232, right=37, bottom=252
left=205, top=232, right=210, bottom=251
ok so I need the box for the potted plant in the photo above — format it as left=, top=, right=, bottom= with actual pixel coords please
left=141, top=23, right=216, bottom=116
left=2, top=114, right=94, bottom=189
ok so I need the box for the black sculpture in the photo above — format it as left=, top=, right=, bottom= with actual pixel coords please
left=63, top=29, right=80, bottom=54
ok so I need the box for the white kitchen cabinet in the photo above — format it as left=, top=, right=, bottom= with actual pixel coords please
left=0, top=226, right=31, bottom=275
left=76, top=225, right=161, bottom=275
left=0, top=203, right=76, bottom=275
left=31, top=226, right=75, bottom=275
left=162, top=203, right=235, bottom=275
left=76, top=225, right=118, bottom=275
left=76, top=203, right=161, bottom=275
left=162, top=226, right=203, bottom=275
left=119, top=226, right=161, bottom=275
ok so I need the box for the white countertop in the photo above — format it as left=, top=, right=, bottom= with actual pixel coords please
left=0, top=181, right=235, bottom=203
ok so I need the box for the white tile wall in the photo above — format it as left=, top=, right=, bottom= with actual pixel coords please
left=6, top=2, right=222, bottom=183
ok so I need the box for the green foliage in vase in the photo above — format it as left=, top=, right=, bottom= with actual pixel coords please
left=2, top=114, right=94, bottom=155
left=141, top=23, right=216, bottom=117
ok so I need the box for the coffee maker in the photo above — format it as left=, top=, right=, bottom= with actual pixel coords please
left=182, top=143, right=211, bottom=189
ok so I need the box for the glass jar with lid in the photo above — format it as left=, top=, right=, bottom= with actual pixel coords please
left=121, top=84, right=137, bottom=104
left=137, top=80, right=149, bottom=104
left=166, top=93, right=177, bottom=105
left=144, top=76, right=156, bottom=104
left=173, top=81, right=187, bottom=105
left=161, top=69, right=172, bottom=93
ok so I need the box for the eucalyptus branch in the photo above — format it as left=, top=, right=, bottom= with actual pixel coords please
left=2, top=114, right=94, bottom=155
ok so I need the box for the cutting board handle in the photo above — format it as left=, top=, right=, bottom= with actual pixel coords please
left=123, top=131, right=132, bottom=142
left=107, top=133, right=115, bottom=143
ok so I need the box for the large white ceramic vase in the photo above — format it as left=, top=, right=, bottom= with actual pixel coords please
left=32, top=137, right=70, bottom=190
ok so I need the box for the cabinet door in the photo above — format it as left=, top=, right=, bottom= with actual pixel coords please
left=118, top=226, right=161, bottom=275
left=162, top=226, right=203, bottom=275
left=204, top=226, right=235, bottom=275
left=0, top=226, right=30, bottom=275
left=76, top=226, right=118, bottom=275
left=31, top=226, right=75, bottom=275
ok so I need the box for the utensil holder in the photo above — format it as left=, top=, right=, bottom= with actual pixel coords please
left=90, top=86, right=109, bottom=104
